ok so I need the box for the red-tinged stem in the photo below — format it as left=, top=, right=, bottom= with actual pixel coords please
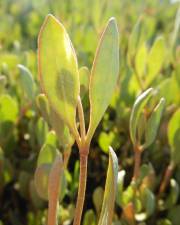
left=73, top=152, right=88, bottom=225
left=132, top=145, right=142, bottom=181
left=159, top=161, right=175, bottom=195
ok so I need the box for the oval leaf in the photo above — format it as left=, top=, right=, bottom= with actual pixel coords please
left=87, top=18, right=119, bottom=141
left=98, top=147, right=118, bottom=225
left=38, top=14, right=80, bottom=136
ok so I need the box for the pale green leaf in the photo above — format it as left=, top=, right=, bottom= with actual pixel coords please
left=88, top=18, right=119, bottom=141
left=144, top=98, right=165, bottom=148
left=98, top=147, right=118, bottom=225
left=18, top=64, right=35, bottom=100
left=129, top=88, right=153, bottom=145
left=38, top=14, right=80, bottom=136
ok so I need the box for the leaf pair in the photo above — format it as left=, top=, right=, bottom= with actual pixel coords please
left=129, top=88, right=165, bottom=149
left=38, top=14, right=119, bottom=144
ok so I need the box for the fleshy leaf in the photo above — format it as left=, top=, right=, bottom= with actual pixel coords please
left=38, top=14, right=80, bottom=136
left=36, top=94, right=50, bottom=124
left=98, top=147, right=118, bottom=225
left=135, top=43, right=147, bottom=77
left=34, top=164, right=51, bottom=200
left=87, top=18, right=119, bottom=141
left=168, top=109, right=180, bottom=164
left=18, top=64, right=35, bottom=100
left=129, top=88, right=153, bottom=145
left=36, top=94, right=74, bottom=148
left=83, top=209, right=96, bottom=225
left=144, top=98, right=165, bottom=148
left=146, top=36, right=166, bottom=86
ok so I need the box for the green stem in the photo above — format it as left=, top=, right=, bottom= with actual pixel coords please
left=73, top=153, right=88, bottom=225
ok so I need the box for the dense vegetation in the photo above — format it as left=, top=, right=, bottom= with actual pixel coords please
left=0, top=0, right=179, bottom=225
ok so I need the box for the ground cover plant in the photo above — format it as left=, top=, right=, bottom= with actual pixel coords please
left=0, top=0, right=179, bottom=225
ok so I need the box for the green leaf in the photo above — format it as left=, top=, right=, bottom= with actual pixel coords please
left=34, top=164, right=51, bottom=200
left=116, top=170, right=126, bottom=207
left=38, top=14, right=80, bottom=136
left=37, top=144, right=60, bottom=166
left=144, top=98, right=165, bottom=148
left=35, top=117, right=48, bottom=146
left=98, top=147, right=118, bottom=225
left=146, top=36, right=166, bottom=86
left=18, top=64, right=35, bottom=100
left=168, top=109, right=180, bottom=164
left=36, top=94, right=74, bottom=148
left=129, top=88, right=153, bottom=145
left=135, top=43, right=147, bottom=77
left=87, top=18, right=119, bottom=141
left=79, top=66, right=90, bottom=98
left=98, top=131, right=115, bottom=154
left=93, top=186, right=104, bottom=215
left=36, top=94, right=50, bottom=124
left=164, top=179, right=179, bottom=209
left=135, top=188, right=155, bottom=221
left=128, top=17, right=144, bottom=66
left=0, top=95, right=18, bottom=122
left=83, top=209, right=96, bottom=225
left=49, top=108, right=74, bottom=148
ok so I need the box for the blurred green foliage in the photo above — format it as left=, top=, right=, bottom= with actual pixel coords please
left=0, top=0, right=179, bottom=225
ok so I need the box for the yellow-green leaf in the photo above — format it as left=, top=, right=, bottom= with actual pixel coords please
left=38, top=14, right=80, bottom=136
left=135, top=43, right=148, bottom=77
left=146, top=36, right=166, bottom=86
left=168, top=109, right=180, bottom=164
left=87, top=18, right=119, bottom=141
left=98, top=147, right=118, bottom=225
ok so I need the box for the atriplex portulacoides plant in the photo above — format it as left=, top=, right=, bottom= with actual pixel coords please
left=36, top=14, right=119, bottom=225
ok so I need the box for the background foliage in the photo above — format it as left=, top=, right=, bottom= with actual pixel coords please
left=0, top=0, right=179, bottom=225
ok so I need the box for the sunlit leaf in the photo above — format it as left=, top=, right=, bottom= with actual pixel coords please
left=38, top=14, right=80, bottom=136
left=87, top=18, right=119, bottom=141
left=135, top=43, right=147, bottom=77
left=98, top=147, right=118, bottom=225
left=146, top=36, right=166, bottom=86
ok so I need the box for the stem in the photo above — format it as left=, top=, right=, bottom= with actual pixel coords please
left=132, top=146, right=142, bottom=181
left=77, top=96, right=86, bottom=140
left=63, top=146, right=72, bottom=169
left=73, top=153, right=88, bottom=225
left=159, top=161, right=175, bottom=195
